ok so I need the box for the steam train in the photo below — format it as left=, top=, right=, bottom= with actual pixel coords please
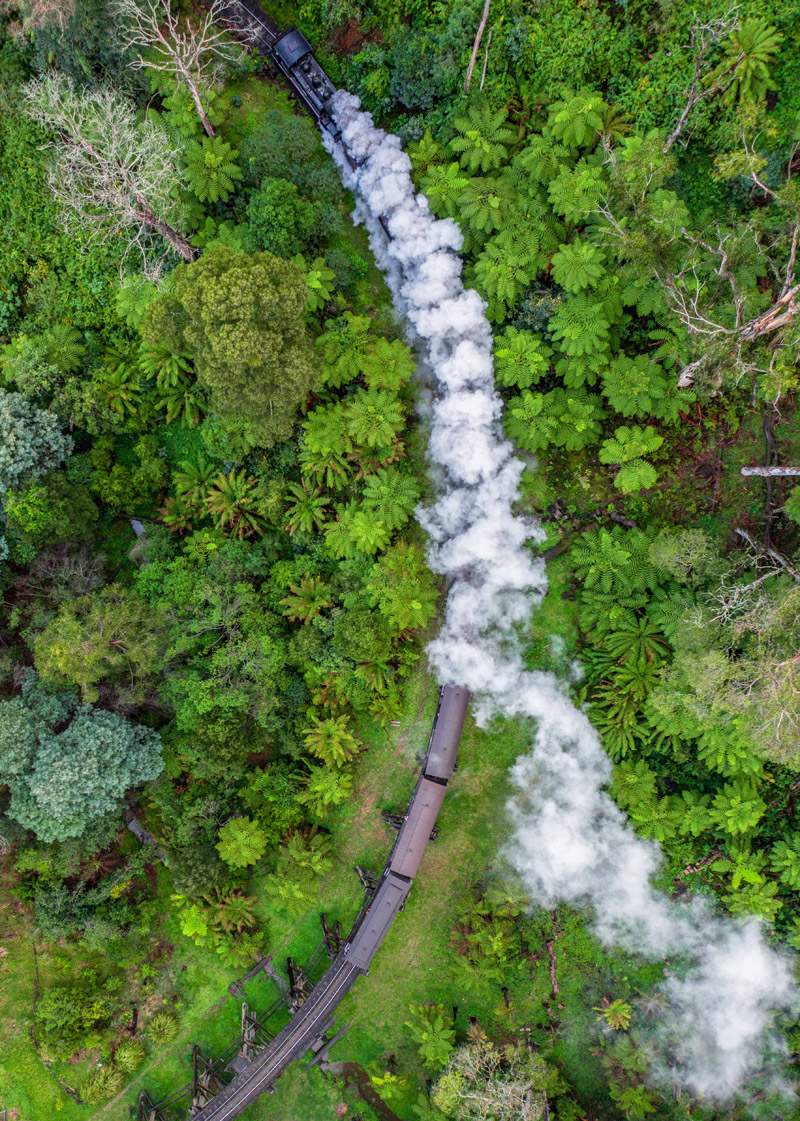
left=217, top=0, right=341, bottom=141
left=191, top=686, right=470, bottom=1120
left=344, top=684, right=470, bottom=971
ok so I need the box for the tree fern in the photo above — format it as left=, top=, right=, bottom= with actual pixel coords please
left=769, top=836, right=800, bottom=889
left=419, top=162, right=469, bottom=219
left=317, top=313, right=373, bottom=388
left=173, top=457, right=217, bottom=502
left=361, top=338, right=416, bottom=392
left=505, top=387, right=605, bottom=452
left=547, top=162, right=606, bottom=221
left=513, top=133, right=574, bottom=185
left=553, top=351, right=608, bottom=390
left=408, top=128, right=443, bottom=174
left=95, top=350, right=141, bottom=418
left=547, top=91, right=609, bottom=148
left=601, top=354, right=672, bottom=419
left=589, top=688, right=641, bottom=759
left=471, top=242, right=534, bottom=321
left=449, top=102, right=516, bottom=174
left=571, top=527, right=659, bottom=598
left=361, top=466, right=419, bottom=530
left=40, top=325, right=85, bottom=374
left=710, top=780, right=767, bottom=837
left=600, top=425, right=663, bottom=493
left=284, top=480, right=328, bottom=535
left=184, top=136, right=242, bottom=203
left=603, top=615, right=668, bottom=668
left=629, top=792, right=680, bottom=842
left=494, top=327, right=552, bottom=389
left=609, top=758, right=657, bottom=810
left=670, top=790, right=713, bottom=838
left=549, top=294, right=611, bottom=358
left=456, top=175, right=520, bottom=239
left=551, top=238, right=607, bottom=293
left=705, top=18, right=783, bottom=104
left=345, top=388, right=404, bottom=451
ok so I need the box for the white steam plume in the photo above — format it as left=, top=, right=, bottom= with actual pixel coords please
left=323, top=91, right=797, bottom=1099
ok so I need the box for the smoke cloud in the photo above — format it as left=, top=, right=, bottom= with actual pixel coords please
left=323, top=91, right=797, bottom=1100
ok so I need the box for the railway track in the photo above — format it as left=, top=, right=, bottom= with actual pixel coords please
left=193, top=958, right=359, bottom=1119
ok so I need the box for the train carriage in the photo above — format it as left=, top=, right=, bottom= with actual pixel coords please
left=424, top=685, right=470, bottom=782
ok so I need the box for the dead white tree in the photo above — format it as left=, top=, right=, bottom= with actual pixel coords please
left=23, top=74, right=198, bottom=275
left=464, top=0, right=491, bottom=95
left=741, top=466, right=800, bottom=477
left=663, top=8, right=740, bottom=155
left=112, top=0, right=250, bottom=137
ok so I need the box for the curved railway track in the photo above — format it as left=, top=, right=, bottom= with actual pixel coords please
left=188, top=688, right=469, bottom=1119
left=193, top=958, right=359, bottom=1119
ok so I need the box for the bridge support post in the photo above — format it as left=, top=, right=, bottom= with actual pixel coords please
left=286, top=957, right=310, bottom=1014
left=321, top=913, right=343, bottom=958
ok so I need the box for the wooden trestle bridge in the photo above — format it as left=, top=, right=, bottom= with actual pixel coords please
left=135, top=901, right=368, bottom=1121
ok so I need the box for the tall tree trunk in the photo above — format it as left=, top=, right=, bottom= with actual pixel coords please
left=142, top=210, right=199, bottom=261
left=188, top=80, right=216, bottom=138
left=464, top=0, right=491, bottom=94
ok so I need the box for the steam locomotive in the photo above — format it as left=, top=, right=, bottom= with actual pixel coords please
left=216, top=0, right=341, bottom=141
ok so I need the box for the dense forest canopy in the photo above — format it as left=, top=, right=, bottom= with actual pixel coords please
left=2, top=0, right=800, bottom=1117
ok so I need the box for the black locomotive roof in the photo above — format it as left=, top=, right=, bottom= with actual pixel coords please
left=273, top=28, right=313, bottom=67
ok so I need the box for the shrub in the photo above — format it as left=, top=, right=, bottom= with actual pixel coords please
left=114, top=1037, right=146, bottom=1073
left=146, top=1010, right=179, bottom=1043
left=81, top=1065, right=126, bottom=1103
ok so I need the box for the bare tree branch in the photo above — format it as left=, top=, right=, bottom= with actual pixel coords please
left=112, top=0, right=251, bottom=137
left=663, top=7, right=740, bottom=155
left=23, top=73, right=197, bottom=277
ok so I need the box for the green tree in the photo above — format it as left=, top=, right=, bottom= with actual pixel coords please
left=247, top=177, right=317, bottom=257
left=0, top=673, right=162, bottom=842
left=143, top=246, right=316, bottom=447
left=0, top=390, right=73, bottom=494
left=33, top=584, right=166, bottom=703
left=215, top=816, right=268, bottom=868
left=433, top=1041, right=556, bottom=1121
